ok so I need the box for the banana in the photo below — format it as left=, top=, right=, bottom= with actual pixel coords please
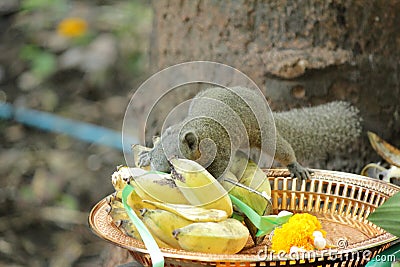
left=115, top=219, right=143, bottom=241
left=229, top=151, right=249, bottom=178
left=111, top=165, right=190, bottom=204
left=126, top=188, right=153, bottom=216
left=230, top=151, right=271, bottom=198
left=239, top=160, right=271, bottom=198
left=111, top=166, right=147, bottom=198
left=106, top=195, right=129, bottom=221
left=224, top=154, right=272, bottom=245
left=225, top=154, right=271, bottom=215
left=141, top=209, right=192, bottom=248
left=173, top=218, right=249, bottom=254
left=131, top=171, right=191, bottom=204
left=170, top=158, right=233, bottom=216
left=115, top=219, right=173, bottom=248
left=143, top=200, right=228, bottom=222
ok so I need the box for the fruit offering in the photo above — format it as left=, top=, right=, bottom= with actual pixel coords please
left=106, top=146, right=278, bottom=254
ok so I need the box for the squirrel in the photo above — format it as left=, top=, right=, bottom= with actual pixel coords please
left=138, top=86, right=362, bottom=180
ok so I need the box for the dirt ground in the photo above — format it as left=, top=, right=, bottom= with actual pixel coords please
left=0, top=1, right=152, bottom=266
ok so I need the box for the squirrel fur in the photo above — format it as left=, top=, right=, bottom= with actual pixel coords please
left=138, top=86, right=362, bottom=179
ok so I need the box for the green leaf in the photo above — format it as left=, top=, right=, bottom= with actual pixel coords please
left=31, top=52, right=56, bottom=79
left=368, top=192, right=400, bottom=237
left=229, top=194, right=292, bottom=237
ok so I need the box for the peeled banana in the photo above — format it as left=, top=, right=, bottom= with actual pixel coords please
left=141, top=209, right=192, bottom=248
left=170, top=158, right=233, bottom=216
left=173, top=218, right=249, bottom=254
left=143, top=200, right=228, bottom=222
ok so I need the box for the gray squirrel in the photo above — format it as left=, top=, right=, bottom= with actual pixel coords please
left=138, top=86, right=362, bottom=180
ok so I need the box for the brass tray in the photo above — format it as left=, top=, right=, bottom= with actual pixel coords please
left=89, top=169, right=400, bottom=266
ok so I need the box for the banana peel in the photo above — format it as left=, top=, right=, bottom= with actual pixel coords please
left=368, top=131, right=400, bottom=168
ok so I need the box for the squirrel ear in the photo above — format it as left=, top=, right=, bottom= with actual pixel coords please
left=182, top=131, right=198, bottom=150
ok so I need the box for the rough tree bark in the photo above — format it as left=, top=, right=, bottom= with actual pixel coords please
left=147, top=0, right=400, bottom=172
left=103, top=1, right=400, bottom=265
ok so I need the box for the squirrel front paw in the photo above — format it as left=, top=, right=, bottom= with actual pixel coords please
left=138, top=150, right=151, bottom=167
left=287, top=162, right=313, bottom=180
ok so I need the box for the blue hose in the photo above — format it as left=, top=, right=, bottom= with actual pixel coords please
left=0, top=101, right=138, bottom=151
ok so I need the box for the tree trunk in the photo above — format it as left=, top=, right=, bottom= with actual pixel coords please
left=148, top=0, right=400, bottom=171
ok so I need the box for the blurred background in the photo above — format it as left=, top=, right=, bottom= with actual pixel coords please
left=1, top=0, right=400, bottom=266
left=0, top=0, right=152, bottom=266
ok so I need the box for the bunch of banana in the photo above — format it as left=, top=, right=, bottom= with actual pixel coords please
left=140, top=203, right=249, bottom=252
left=106, top=186, right=175, bottom=247
left=107, top=145, right=281, bottom=254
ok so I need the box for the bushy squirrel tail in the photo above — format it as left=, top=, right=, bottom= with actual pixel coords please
left=274, top=101, right=362, bottom=161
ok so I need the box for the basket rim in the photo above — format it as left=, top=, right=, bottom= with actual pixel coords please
left=88, top=168, right=400, bottom=262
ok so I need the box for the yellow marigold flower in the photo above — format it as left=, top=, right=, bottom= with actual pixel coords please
left=271, top=213, right=325, bottom=253
left=57, top=17, right=88, bottom=38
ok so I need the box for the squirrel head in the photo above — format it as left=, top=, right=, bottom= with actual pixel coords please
left=148, top=125, right=201, bottom=173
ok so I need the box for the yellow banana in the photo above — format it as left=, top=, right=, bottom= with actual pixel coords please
left=143, top=200, right=228, bottom=222
left=141, top=209, right=192, bottom=249
left=114, top=219, right=143, bottom=241
left=173, top=218, right=249, bottom=254
left=239, top=160, right=271, bottom=198
left=126, top=188, right=153, bottom=216
left=230, top=151, right=271, bottom=198
left=106, top=195, right=129, bottom=221
left=224, top=155, right=272, bottom=245
left=131, top=171, right=191, bottom=204
left=111, top=165, right=190, bottom=204
left=170, top=158, right=233, bottom=216
left=229, top=151, right=249, bottom=178
left=111, top=166, right=147, bottom=198
left=115, top=219, right=173, bottom=248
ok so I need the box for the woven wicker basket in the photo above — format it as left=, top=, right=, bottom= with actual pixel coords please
left=89, top=169, right=400, bottom=267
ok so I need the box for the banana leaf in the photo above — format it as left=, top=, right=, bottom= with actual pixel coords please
left=368, top=192, right=400, bottom=237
